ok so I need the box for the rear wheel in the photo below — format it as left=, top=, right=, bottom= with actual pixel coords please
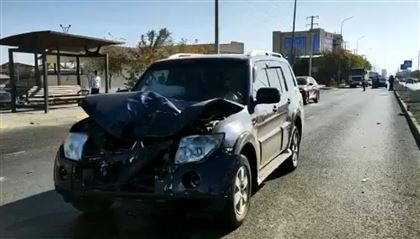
left=71, top=198, right=114, bottom=214
left=221, top=155, right=251, bottom=229
left=284, top=126, right=300, bottom=171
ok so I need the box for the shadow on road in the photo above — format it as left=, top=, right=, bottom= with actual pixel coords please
left=0, top=190, right=233, bottom=239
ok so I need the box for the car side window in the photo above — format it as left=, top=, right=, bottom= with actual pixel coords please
left=276, top=68, right=289, bottom=92
left=253, top=65, right=269, bottom=97
left=266, top=68, right=283, bottom=93
left=280, top=62, right=296, bottom=89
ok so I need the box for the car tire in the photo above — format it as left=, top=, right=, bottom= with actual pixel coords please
left=284, top=126, right=300, bottom=172
left=221, top=155, right=252, bottom=229
left=314, top=92, right=319, bottom=103
left=71, top=198, right=114, bottom=214
left=302, top=93, right=308, bottom=105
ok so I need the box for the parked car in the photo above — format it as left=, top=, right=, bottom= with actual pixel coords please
left=406, top=78, right=419, bottom=84
left=296, top=76, right=320, bottom=105
left=0, top=86, right=11, bottom=109
left=54, top=51, right=304, bottom=228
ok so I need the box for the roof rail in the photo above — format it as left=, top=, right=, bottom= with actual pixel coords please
left=167, top=53, right=203, bottom=59
left=246, top=50, right=283, bottom=58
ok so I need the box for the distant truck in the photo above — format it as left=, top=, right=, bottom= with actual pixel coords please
left=369, top=71, right=387, bottom=88
left=348, top=67, right=368, bottom=87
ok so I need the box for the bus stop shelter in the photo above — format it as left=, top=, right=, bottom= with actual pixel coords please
left=0, top=30, right=123, bottom=113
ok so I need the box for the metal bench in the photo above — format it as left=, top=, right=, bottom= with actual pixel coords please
left=25, top=85, right=89, bottom=104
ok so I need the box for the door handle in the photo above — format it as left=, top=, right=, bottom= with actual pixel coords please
left=287, top=98, right=291, bottom=104
left=252, top=118, right=257, bottom=125
left=273, top=105, right=278, bottom=112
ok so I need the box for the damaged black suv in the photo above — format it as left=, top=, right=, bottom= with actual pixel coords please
left=54, top=51, right=304, bottom=228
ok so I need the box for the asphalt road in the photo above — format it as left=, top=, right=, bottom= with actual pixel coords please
left=1, top=88, right=419, bottom=239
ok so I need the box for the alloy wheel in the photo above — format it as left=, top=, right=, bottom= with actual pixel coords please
left=234, top=166, right=249, bottom=217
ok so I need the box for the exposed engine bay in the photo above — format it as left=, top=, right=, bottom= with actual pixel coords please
left=58, top=91, right=244, bottom=195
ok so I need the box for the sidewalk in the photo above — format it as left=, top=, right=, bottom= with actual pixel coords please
left=0, top=104, right=88, bottom=131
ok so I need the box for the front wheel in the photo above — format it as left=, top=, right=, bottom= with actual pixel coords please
left=221, top=155, right=252, bottom=229
left=302, top=92, right=308, bottom=105
left=284, top=126, right=301, bottom=171
left=313, top=92, right=320, bottom=103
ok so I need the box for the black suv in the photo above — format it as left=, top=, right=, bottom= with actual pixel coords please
left=54, top=51, right=304, bottom=228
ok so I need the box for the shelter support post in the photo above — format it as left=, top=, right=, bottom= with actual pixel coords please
left=8, top=49, right=16, bottom=112
left=57, top=49, right=61, bottom=85
left=42, top=52, right=49, bottom=113
left=34, top=53, right=40, bottom=86
left=76, top=56, right=81, bottom=85
left=104, top=54, right=109, bottom=93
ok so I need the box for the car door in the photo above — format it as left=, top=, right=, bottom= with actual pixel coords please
left=266, top=65, right=290, bottom=154
left=251, top=61, right=283, bottom=167
left=277, top=63, right=297, bottom=151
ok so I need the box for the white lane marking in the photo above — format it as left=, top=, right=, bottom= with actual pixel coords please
left=0, top=177, right=6, bottom=182
left=4, top=150, right=26, bottom=156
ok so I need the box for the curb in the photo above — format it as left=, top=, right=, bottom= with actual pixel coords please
left=394, top=91, right=420, bottom=148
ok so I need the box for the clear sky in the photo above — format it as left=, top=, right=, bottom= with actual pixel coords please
left=1, top=0, right=419, bottom=74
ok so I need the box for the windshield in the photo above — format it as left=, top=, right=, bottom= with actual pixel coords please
left=296, top=77, right=307, bottom=85
left=133, top=59, right=248, bottom=104
left=350, top=69, right=366, bottom=75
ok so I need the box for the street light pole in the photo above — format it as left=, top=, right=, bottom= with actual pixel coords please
left=340, top=16, right=354, bottom=37
left=356, top=36, right=365, bottom=55
left=337, top=16, right=353, bottom=85
left=289, top=0, right=298, bottom=65
left=418, top=50, right=420, bottom=71
left=214, top=0, right=220, bottom=54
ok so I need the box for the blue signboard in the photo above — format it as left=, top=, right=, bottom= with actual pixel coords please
left=404, top=60, right=412, bottom=68
left=401, top=60, right=412, bottom=70
left=284, top=34, right=320, bottom=55
left=312, top=33, right=320, bottom=54
left=284, top=37, right=306, bottom=55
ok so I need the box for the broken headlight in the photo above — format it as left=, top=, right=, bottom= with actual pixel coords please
left=175, top=134, right=224, bottom=164
left=63, top=133, right=88, bottom=161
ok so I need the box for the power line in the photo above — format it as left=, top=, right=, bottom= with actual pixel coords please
left=306, top=15, right=319, bottom=76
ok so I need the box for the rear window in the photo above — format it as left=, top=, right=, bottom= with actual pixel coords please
left=296, top=77, right=307, bottom=85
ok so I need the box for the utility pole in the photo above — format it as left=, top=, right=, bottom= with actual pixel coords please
left=306, top=16, right=319, bottom=76
left=214, top=0, right=219, bottom=54
left=289, top=0, right=298, bottom=65
left=355, top=36, right=365, bottom=55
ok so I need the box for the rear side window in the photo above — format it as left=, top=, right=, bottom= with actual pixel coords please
left=266, top=68, right=283, bottom=92
left=276, top=68, right=289, bottom=92
left=280, top=62, right=297, bottom=88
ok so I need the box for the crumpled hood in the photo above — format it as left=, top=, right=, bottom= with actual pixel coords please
left=80, top=91, right=244, bottom=140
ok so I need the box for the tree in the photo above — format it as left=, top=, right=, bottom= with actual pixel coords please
left=293, top=49, right=372, bottom=86
left=410, top=70, right=420, bottom=78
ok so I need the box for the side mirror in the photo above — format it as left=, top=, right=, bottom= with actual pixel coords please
left=256, top=87, right=280, bottom=104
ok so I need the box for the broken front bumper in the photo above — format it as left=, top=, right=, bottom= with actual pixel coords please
left=54, top=146, right=242, bottom=203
